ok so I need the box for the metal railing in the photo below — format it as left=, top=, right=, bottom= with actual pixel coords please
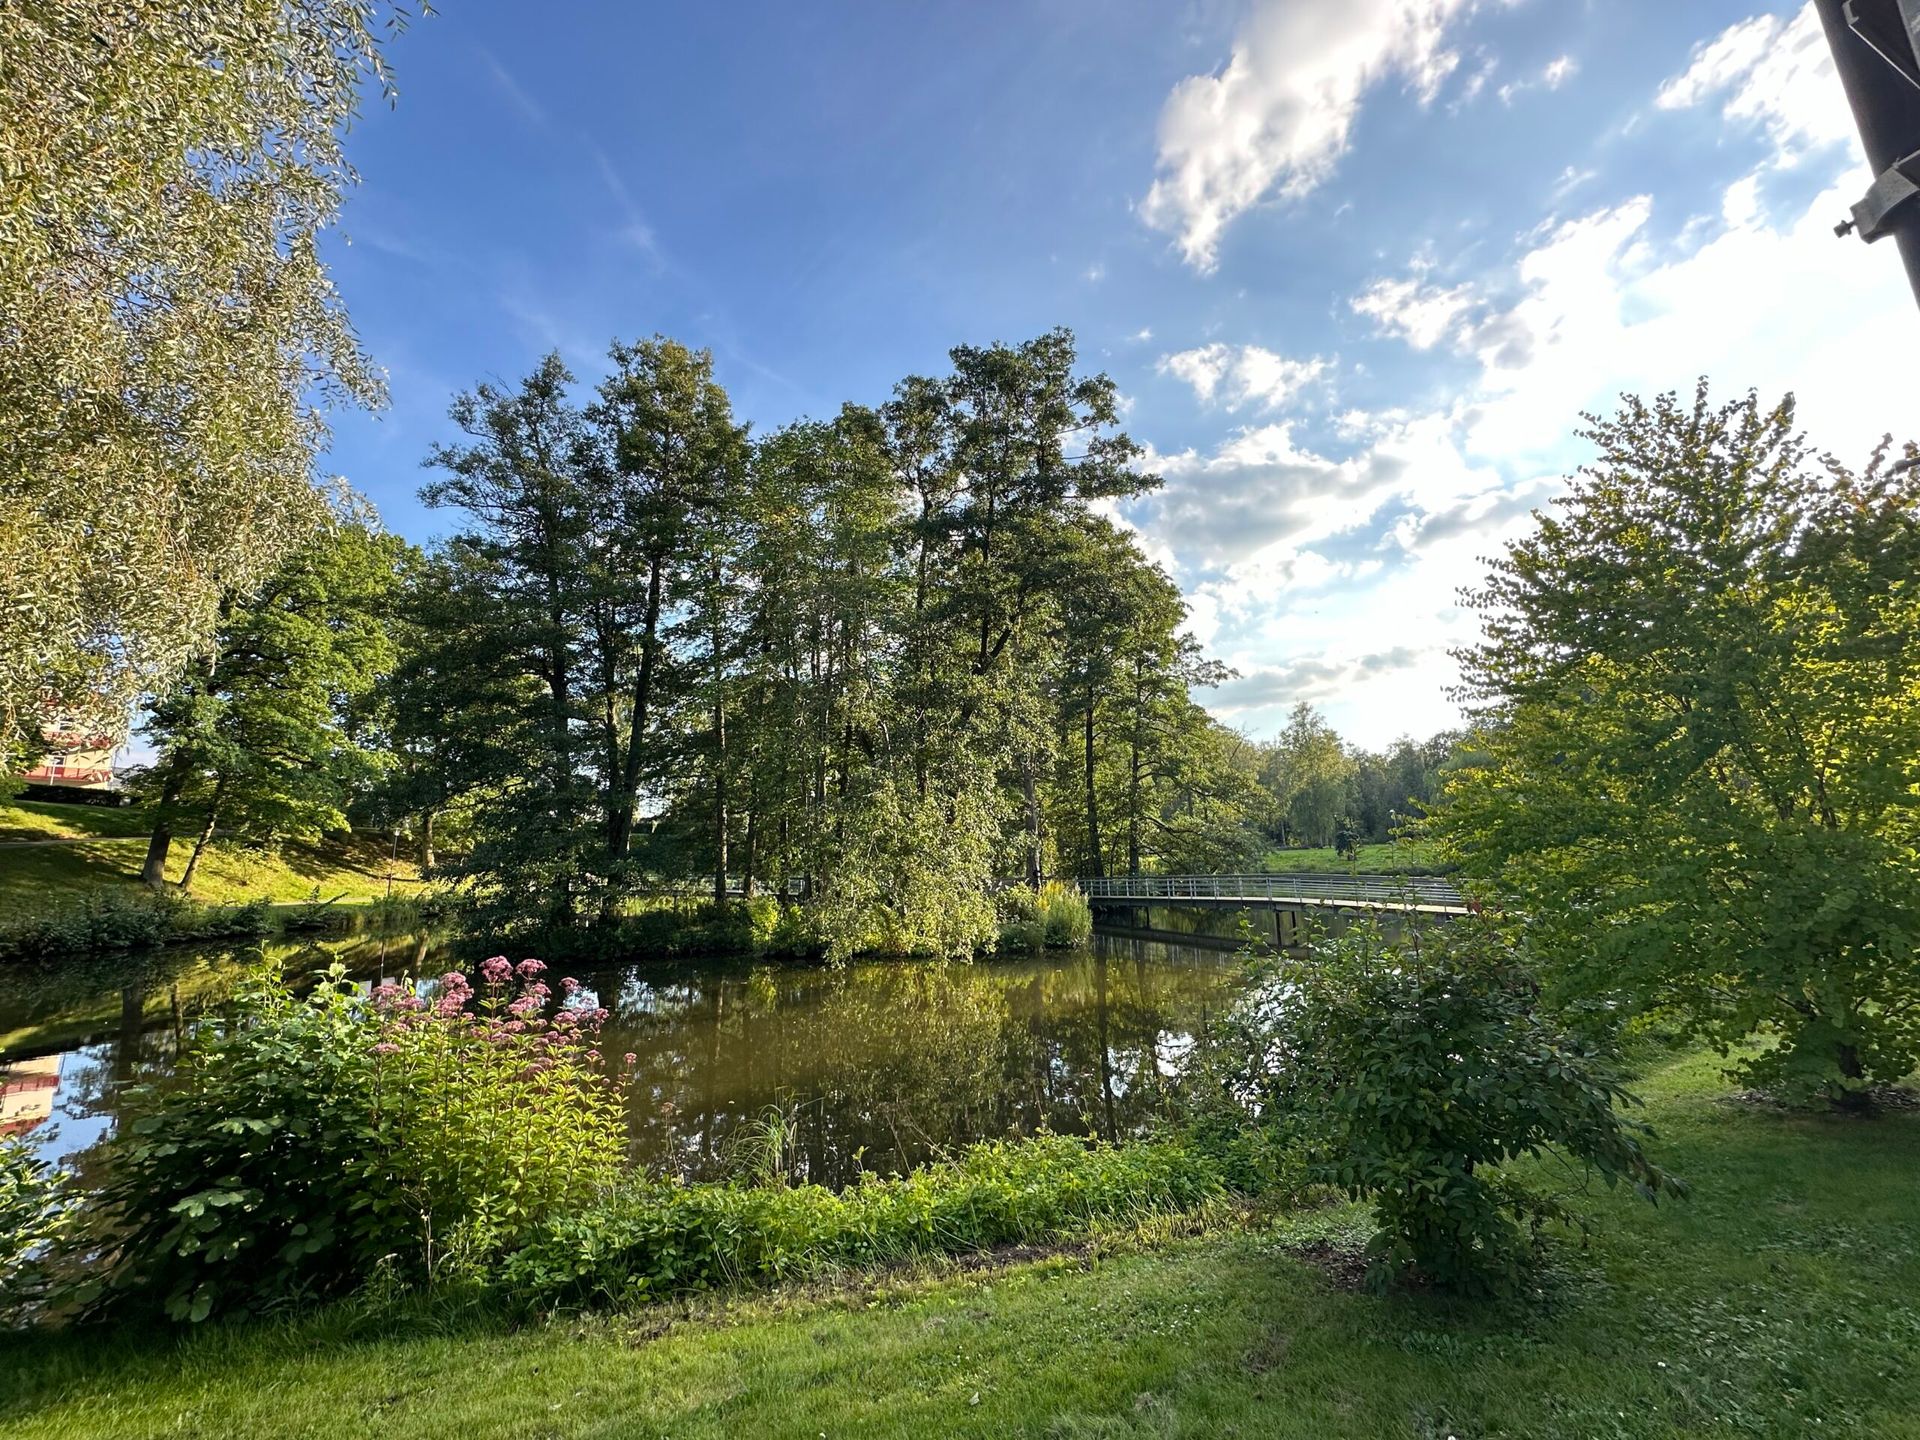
left=1080, top=872, right=1466, bottom=912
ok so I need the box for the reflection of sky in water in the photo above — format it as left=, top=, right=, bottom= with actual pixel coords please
left=2, top=928, right=1247, bottom=1188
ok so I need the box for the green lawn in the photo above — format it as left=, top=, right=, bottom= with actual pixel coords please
left=1260, top=840, right=1447, bottom=875
left=3, top=1047, right=1916, bottom=1438
left=0, top=801, right=423, bottom=920
left=0, top=800, right=151, bottom=843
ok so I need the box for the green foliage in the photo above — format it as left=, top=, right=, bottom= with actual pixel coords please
left=996, top=882, right=1092, bottom=951
left=0, top=0, right=415, bottom=765
left=0, top=1135, right=74, bottom=1326
left=90, top=960, right=622, bottom=1322
left=0, top=892, right=270, bottom=962
left=1432, top=386, right=1920, bottom=1105
left=137, top=511, right=408, bottom=893
left=494, top=1134, right=1223, bottom=1312
left=1216, top=919, right=1684, bottom=1293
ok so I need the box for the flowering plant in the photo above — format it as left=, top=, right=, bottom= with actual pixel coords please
left=95, top=957, right=626, bottom=1322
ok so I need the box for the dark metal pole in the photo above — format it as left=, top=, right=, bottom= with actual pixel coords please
left=1815, top=0, right=1920, bottom=307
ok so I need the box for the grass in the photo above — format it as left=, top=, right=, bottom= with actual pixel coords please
left=1261, top=840, right=1447, bottom=875
left=3, top=1047, right=1917, bottom=1438
left=0, top=801, right=151, bottom=844
left=0, top=801, right=423, bottom=922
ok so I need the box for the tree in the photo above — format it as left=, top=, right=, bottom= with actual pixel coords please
left=0, top=0, right=415, bottom=768
left=1261, top=703, right=1350, bottom=848
left=1432, top=386, right=1920, bottom=1106
left=138, top=510, right=404, bottom=892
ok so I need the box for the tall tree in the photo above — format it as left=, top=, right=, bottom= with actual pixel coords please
left=1431, top=386, right=1920, bottom=1106
left=139, top=510, right=403, bottom=892
left=422, top=356, right=603, bottom=930
left=1, top=0, right=416, bottom=767
left=1261, top=703, right=1351, bottom=848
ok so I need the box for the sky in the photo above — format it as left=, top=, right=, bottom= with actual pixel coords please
left=319, top=0, right=1913, bottom=751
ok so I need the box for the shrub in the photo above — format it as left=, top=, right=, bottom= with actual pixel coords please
left=996, top=881, right=1092, bottom=952
left=1035, top=881, right=1093, bottom=947
left=1215, top=918, right=1685, bottom=1294
left=0, top=1135, right=74, bottom=1326
left=91, top=957, right=623, bottom=1322
left=496, top=1134, right=1224, bottom=1311
left=0, top=892, right=269, bottom=962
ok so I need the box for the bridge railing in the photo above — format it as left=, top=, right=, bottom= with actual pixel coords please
left=1080, top=872, right=1466, bottom=912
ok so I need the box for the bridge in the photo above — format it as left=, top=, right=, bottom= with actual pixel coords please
left=1081, top=871, right=1468, bottom=915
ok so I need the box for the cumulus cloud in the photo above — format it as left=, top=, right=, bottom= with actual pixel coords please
left=1140, top=0, right=1481, bottom=271
left=1204, top=646, right=1425, bottom=715
left=1655, top=3, right=1850, bottom=159
left=1350, top=273, right=1479, bottom=349
left=1158, top=343, right=1328, bottom=411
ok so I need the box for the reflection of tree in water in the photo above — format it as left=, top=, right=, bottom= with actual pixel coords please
left=6, top=929, right=1240, bottom=1191
left=598, top=948, right=1240, bottom=1186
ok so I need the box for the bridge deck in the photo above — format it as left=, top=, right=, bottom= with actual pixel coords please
left=1081, top=872, right=1467, bottom=914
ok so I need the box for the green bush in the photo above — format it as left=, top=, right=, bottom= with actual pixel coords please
left=0, top=892, right=270, bottom=961
left=995, top=882, right=1092, bottom=952
left=1035, top=881, right=1093, bottom=946
left=996, top=918, right=1046, bottom=953
left=90, top=957, right=623, bottom=1322
left=496, top=1134, right=1223, bottom=1311
left=1215, top=918, right=1685, bottom=1294
left=1, top=1135, right=74, bottom=1326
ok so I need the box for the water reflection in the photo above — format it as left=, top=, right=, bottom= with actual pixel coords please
left=0, top=929, right=1245, bottom=1188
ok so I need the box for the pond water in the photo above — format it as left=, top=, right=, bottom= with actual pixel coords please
left=0, top=924, right=1248, bottom=1188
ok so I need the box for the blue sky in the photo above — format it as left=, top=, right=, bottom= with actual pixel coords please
left=321, top=0, right=1910, bottom=748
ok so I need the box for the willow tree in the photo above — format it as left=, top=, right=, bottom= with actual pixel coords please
left=0, top=0, right=414, bottom=767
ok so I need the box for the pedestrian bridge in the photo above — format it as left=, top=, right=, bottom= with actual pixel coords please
left=1081, top=872, right=1468, bottom=915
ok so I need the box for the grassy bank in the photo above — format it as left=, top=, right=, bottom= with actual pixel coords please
left=1260, top=840, right=1447, bottom=874
left=3, top=1046, right=1915, bottom=1438
left=0, top=801, right=423, bottom=923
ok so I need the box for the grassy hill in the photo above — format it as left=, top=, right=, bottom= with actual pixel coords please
left=0, top=799, right=424, bottom=922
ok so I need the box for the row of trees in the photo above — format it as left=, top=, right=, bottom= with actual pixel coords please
left=390, top=331, right=1263, bottom=955
left=141, top=330, right=1404, bottom=958
left=1254, top=704, right=1459, bottom=851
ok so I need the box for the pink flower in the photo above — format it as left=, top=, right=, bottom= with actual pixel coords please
left=372, top=1041, right=400, bottom=1056
left=480, top=956, right=512, bottom=986
left=623, top=1052, right=638, bottom=1067
left=561, top=977, right=580, bottom=996
left=515, top=958, right=547, bottom=978
left=585, top=1049, right=602, bottom=1063
left=508, top=995, right=541, bottom=1018
left=439, top=971, right=468, bottom=990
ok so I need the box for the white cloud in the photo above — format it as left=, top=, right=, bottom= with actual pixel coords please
left=1158, top=343, right=1328, bottom=411
left=1141, top=0, right=1480, bottom=271
left=1498, top=53, right=1579, bottom=105
left=1655, top=3, right=1850, bottom=159
left=1350, top=273, right=1478, bottom=349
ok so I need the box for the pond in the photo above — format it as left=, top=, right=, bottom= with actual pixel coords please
left=0, top=924, right=1248, bottom=1189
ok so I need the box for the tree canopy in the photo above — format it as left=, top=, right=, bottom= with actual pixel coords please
left=1431, top=385, right=1920, bottom=1103
left=0, top=0, right=413, bottom=768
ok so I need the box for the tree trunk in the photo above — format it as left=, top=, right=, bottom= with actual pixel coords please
left=603, top=553, right=666, bottom=919
left=1021, top=759, right=1043, bottom=889
left=141, top=762, right=188, bottom=889
left=177, top=775, right=226, bottom=894
left=418, top=809, right=436, bottom=871
left=712, top=698, right=730, bottom=908
left=1083, top=691, right=1103, bottom=880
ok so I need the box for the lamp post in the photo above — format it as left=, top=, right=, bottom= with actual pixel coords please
left=1816, top=0, right=1920, bottom=307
